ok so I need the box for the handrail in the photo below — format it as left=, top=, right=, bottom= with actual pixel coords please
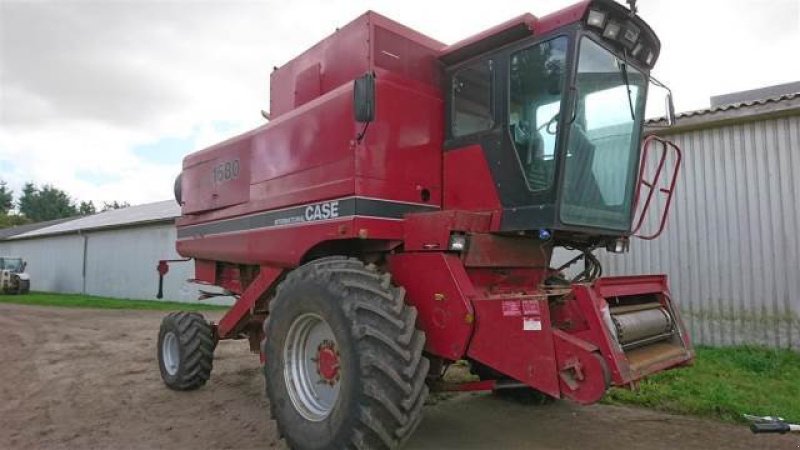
left=632, top=135, right=682, bottom=240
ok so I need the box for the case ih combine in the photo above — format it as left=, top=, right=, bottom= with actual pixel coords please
left=157, top=0, right=693, bottom=448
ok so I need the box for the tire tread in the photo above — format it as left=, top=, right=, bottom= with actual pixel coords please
left=159, top=312, right=214, bottom=391
left=264, top=257, right=429, bottom=450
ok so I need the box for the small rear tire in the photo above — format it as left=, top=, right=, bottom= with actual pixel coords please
left=157, top=312, right=215, bottom=390
left=263, top=257, right=429, bottom=450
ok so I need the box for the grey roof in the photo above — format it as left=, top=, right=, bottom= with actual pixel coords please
left=673, top=92, right=799, bottom=119
left=9, top=200, right=179, bottom=240
left=647, top=91, right=800, bottom=134
left=0, top=217, right=76, bottom=241
left=711, top=81, right=800, bottom=107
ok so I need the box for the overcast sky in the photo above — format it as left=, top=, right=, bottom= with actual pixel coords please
left=1, top=0, right=798, bottom=206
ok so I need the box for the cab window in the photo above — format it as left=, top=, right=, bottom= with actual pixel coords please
left=452, top=60, right=493, bottom=137
left=509, top=37, right=568, bottom=191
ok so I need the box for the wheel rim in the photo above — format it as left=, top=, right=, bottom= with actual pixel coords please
left=284, top=313, right=341, bottom=421
left=162, top=331, right=180, bottom=376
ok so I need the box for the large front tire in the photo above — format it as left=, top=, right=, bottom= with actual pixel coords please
left=263, top=257, right=429, bottom=450
left=157, top=312, right=215, bottom=390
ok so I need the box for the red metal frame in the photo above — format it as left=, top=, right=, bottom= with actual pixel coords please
left=217, top=266, right=282, bottom=339
left=632, top=135, right=682, bottom=240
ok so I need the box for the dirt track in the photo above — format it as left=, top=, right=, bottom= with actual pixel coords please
left=0, top=303, right=796, bottom=449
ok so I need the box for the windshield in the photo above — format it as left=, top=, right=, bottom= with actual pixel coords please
left=1, top=258, right=23, bottom=272
left=560, top=37, right=647, bottom=230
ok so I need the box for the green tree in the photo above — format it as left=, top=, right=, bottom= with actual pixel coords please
left=0, top=213, right=30, bottom=229
left=18, top=183, right=78, bottom=222
left=79, top=201, right=97, bottom=216
left=0, top=180, right=13, bottom=214
left=101, top=200, right=130, bottom=211
left=17, top=183, right=36, bottom=218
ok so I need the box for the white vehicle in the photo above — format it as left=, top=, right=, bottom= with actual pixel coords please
left=0, top=257, right=30, bottom=295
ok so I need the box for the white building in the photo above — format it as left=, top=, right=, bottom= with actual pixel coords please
left=0, top=201, right=226, bottom=304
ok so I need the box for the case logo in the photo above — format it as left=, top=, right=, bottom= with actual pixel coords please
left=305, top=201, right=339, bottom=221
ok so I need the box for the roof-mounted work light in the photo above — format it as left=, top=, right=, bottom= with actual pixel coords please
left=602, top=20, right=621, bottom=40
left=622, top=22, right=640, bottom=46
left=587, top=9, right=607, bottom=28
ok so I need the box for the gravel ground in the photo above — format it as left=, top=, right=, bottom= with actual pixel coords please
left=0, top=303, right=795, bottom=449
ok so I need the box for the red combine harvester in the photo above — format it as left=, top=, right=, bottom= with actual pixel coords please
left=157, top=0, right=692, bottom=448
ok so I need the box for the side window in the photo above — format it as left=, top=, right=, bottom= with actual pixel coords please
left=452, top=60, right=493, bottom=137
left=509, top=37, right=568, bottom=191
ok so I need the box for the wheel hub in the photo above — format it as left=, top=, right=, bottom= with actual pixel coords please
left=162, top=331, right=180, bottom=376
left=283, top=313, right=341, bottom=421
left=315, top=340, right=340, bottom=383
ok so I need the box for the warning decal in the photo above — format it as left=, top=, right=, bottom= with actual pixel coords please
left=523, top=317, right=542, bottom=331
left=502, top=300, right=521, bottom=317
left=521, top=299, right=540, bottom=315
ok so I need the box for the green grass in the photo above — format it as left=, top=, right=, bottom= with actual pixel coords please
left=604, top=346, right=800, bottom=423
left=0, top=292, right=228, bottom=311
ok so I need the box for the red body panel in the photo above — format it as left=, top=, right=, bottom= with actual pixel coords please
left=178, top=216, right=405, bottom=266
left=468, top=294, right=561, bottom=397
left=388, top=253, right=476, bottom=360
left=355, top=76, right=444, bottom=205
left=442, top=145, right=503, bottom=216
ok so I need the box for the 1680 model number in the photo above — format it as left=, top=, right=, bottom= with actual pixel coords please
left=212, top=159, right=240, bottom=184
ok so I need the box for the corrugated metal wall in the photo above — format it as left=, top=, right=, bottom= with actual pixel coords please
left=601, top=114, right=800, bottom=349
left=0, top=234, right=84, bottom=293
left=0, top=223, right=231, bottom=305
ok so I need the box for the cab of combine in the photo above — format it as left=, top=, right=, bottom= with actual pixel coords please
left=443, top=0, right=661, bottom=238
left=161, top=1, right=692, bottom=448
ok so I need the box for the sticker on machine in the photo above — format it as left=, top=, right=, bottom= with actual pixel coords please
left=521, top=299, right=541, bottom=315
left=523, top=317, right=542, bottom=331
left=502, top=300, right=521, bottom=317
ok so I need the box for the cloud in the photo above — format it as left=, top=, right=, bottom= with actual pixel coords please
left=0, top=0, right=798, bottom=207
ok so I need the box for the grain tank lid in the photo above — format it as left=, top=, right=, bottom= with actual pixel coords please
left=439, top=13, right=537, bottom=65
left=268, top=10, right=446, bottom=120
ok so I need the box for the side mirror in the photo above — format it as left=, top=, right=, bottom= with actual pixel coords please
left=353, top=72, right=375, bottom=123
left=665, top=92, right=676, bottom=126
